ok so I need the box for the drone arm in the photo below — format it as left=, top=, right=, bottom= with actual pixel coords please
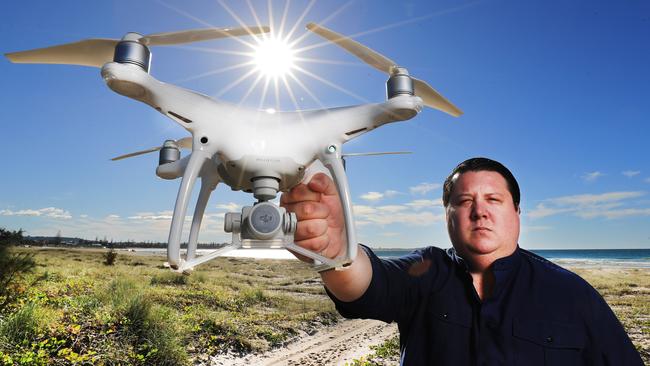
left=102, top=62, right=225, bottom=130
left=167, top=150, right=211, bottom=269
left=315, top=144, right=358, bottom=271
left=156, top=155, right=191, bottom=180
left=309, top=96, right=422, bottom=147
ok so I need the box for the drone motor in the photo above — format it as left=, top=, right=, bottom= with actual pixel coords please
left=386, top=67, right=414, bottom=99
left=159, top=140, right=180, bottom=165
left=113, top=33, right=151, bottom=72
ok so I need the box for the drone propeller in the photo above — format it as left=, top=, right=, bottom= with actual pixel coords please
left=111, top=137, right=192, bottom=161
left=5, top=26, right=270, bottom=68
left=342, top=151, right=412, bottom=157
left=306, top=23, right=462, bottom=117
left=340, top=151, right=412, bottom=170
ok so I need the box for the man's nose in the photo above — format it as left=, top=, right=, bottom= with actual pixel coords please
left=470, top=199, right=488, bottom=220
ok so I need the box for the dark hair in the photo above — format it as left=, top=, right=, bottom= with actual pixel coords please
left=442, top=157, right=520, bottom=209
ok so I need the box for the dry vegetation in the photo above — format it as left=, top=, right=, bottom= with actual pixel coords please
left=0, top=247, right=647, bottom=365
left=573, top=267, right=650, bottom=362
left=0, top=248, right=337, bottom=365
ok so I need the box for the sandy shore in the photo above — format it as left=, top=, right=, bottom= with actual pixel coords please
left=208, top=319, right=398, bottom=366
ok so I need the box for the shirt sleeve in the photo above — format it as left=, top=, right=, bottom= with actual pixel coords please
left=326, top=245, right=443, bottom=324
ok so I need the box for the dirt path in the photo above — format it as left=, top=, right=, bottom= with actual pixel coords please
left=209, top=319, right=398, bottom=366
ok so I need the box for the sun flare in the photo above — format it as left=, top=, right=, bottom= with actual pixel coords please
left=252, top=37, right=296, bottom=79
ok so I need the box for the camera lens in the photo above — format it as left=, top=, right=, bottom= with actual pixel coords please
left=249, top=203, right=281, bottom=235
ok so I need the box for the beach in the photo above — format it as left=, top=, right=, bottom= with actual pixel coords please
left=0, top=247, right=647, bottom=365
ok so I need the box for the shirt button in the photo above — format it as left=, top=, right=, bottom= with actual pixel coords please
left=546, top=336, right=553, bottom=343
left=442, top=313, right=449, bottom=319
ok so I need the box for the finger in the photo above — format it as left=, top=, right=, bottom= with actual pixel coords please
left=280, top=183, right=322, bottom=205
left=289, top=201, right=330, bottom=221
left=295, top=219, right=329, bottom=241
left=307, top=173, right=339, bottom=197
left=294, top=235, right=330, bottom=254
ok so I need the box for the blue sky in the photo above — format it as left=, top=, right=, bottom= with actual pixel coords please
left=1, top=0, right=649, bottom=249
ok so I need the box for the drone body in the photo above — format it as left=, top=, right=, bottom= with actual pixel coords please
left=6, top=23, right=461, bottom=273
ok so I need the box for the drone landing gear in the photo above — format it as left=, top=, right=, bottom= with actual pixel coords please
left=166, top=146, right=358, bottom=274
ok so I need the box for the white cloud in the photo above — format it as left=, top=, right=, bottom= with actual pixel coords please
left=528, top=191, right=648, bottom=220
left=521, top=224, right=552, bottom=233
left=622, top=170, right=640, bottom=178
left=353, top=204, right=444, bottom=226
left=548, top=191, right=644, bottom=206
left=215, top=202, right=241, bottom=212
left=353, top=205, right=377, bottom=216
left=577, top=208, right=650, bottom=219
left=24, top=209, right=232, bottom=243
left=79, top=214, right=88, bottom=218
left=405, top=199, right=443, bottom=209
left=359, top=190, right=401, bottom=202
left=409, top=182, right=441, bottom=195
left=527, top=203, right=574, bottom=219
left=360, top=192, right=385, bottom=201
left=128, top=211, right=173, bottom=221
left=581, top=171, right=604, bottom=182
left=0, top=207, right=71, bottom=219
left=377, top=205, right=408, bottom=213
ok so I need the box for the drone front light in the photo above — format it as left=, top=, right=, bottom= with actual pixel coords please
left=252, top=37, right=295, bottom=79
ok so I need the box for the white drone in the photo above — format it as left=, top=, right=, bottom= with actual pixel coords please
left=6, top=23, right=462, bottom=273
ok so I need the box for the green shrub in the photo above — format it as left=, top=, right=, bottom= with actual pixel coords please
left=150, top=272, right=188, bottom=286
left=103, top=247, right=118, bottom=266
left=0, top=303, right=43, bottom=345
left=101, top=278, right=138, bottom=311
left=373, top=335, right=400, bottom=359
left=0, top=228, right=36, bottom=312
left=100, top=278, right=188, bottom=365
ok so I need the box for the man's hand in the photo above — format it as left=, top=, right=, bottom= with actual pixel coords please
left=280, top=173, right=346, bottom=261
left=281, top=172, right=372, bottom=302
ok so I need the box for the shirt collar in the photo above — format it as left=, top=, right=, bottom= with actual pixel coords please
left=446, top=245, right=522, bottom=272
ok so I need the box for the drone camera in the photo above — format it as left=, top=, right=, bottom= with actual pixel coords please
left=224, top=202, right=297, bottom=244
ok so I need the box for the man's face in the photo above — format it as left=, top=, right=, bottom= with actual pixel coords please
left=445, top=170, right=520, bottom=261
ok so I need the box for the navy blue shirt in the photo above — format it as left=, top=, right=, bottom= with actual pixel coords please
left=327, top=245, right=643, bottom=365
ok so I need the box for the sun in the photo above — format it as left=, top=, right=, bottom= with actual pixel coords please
left=252, top=37, right=296, bottom=79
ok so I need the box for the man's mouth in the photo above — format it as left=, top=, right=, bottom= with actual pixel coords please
left=473, top=227, right=492, bottom=232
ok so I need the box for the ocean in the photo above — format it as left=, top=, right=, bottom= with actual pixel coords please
left=128, top=247, right=650, bottom=268
left=373, top=248, right=650, bottom=268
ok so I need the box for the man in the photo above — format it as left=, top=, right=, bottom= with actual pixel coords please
left=280, top=157, right=642, bottom=365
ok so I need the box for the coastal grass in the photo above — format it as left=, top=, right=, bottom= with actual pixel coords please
left=1, top=247, right=647, bottom=365
left=0, top=247, right=336, bottom=365
left=574, top=267, right=650, bottom=361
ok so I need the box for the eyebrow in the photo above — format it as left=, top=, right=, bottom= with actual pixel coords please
left=453, top=192, right=504, bottom=198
